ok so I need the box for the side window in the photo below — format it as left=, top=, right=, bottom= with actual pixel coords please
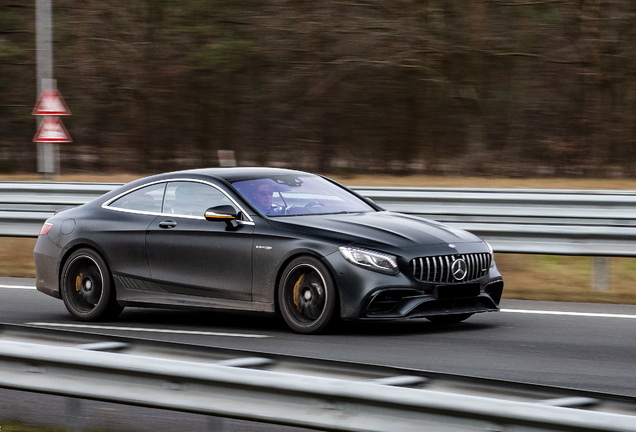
left=109, top=183, right=165, bottom=213
left=164, top=181, right=235, bottom=217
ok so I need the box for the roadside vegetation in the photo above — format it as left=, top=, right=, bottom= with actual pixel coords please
left=3, top=2, right=636, bottom=178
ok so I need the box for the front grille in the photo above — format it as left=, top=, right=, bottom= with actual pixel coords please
left=410, top=253, right=491, bottom=284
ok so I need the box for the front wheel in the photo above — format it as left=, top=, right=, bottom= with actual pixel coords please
left=278, top=256, right=337, bottom=334
left=60, top=248, right=123, bottom=321
left=426, top=313, right=473, bottom=324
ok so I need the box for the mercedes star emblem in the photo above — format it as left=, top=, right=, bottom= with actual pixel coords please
left=451, top=258, right=468, bottom=281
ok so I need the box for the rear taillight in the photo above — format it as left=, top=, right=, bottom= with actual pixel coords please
left=39, top=222, right=53, bottom=235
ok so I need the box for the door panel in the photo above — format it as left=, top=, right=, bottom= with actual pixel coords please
left=100, top=182, right=167, bottom=279
left=146, top=181, right=254, bottom=300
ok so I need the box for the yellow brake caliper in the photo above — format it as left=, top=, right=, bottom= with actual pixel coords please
left=75, top=274, right=83, bottom=292
left=293, top=273, right=306, bottom=312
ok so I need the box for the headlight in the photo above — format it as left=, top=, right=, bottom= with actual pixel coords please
left=486, top=241, right=495, bottom=268
left=339, top=246, right=399, bottom=275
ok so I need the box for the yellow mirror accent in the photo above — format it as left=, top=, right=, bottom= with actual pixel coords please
left=205, top=212, right=235, bottom=220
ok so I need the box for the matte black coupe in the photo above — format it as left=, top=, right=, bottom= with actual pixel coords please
left=34, top=168, right=504, bottom=333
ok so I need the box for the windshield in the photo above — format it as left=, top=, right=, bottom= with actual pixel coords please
left=231, top=174, right=375, bottom=216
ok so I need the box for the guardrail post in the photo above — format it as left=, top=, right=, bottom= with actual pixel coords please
left=592, top=257, right=611, bottom=292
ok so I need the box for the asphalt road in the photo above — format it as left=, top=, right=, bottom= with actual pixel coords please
left=2, top=277, right=636, bottom=397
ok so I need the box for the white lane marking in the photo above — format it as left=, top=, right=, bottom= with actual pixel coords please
left=28, top=322, right=271, bottom=339
left=0, top=285, right=36, bottom=290
left=501, top=309, right=636, bottom=320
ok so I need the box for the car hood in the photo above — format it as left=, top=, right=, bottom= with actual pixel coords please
left=269, top=211, right=483, bottom=248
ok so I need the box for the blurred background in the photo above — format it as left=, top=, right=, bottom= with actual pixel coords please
left=2, top=0, right=636, bottom=176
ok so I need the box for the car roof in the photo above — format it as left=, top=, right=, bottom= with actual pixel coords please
left=97, top=168, right=322, bottom=207
left=168, top=167, right=317, bottom=183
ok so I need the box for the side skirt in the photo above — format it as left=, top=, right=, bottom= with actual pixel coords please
left=114, top=275, right=275, bottom=313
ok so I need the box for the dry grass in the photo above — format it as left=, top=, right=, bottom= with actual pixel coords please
left=2, top=173, right=636, bottom=303
left=0, top=237, right=37, bottom=278
left=495, top=254, right=636, bottom=304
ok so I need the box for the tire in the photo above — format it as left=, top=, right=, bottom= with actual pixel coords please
left=60, top=248, right=123, bottom=321
left=278, top=256, right=337, bottom=334
left=426, top=313, right=473, bottom=324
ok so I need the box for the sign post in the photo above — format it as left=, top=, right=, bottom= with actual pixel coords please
left=36, top=0, right=56, bottom=178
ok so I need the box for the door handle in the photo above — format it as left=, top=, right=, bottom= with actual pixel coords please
left=158, top=220, right=177, bottom=229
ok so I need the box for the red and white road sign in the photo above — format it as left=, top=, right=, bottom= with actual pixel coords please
left=33, top=117, right=73, bottom=143
left=32, top=89, right=71, bottom=116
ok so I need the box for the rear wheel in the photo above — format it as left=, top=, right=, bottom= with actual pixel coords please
left=426, top=313, right=473, bottom=324
left=60, top=248, right=123, bottom=321
left=278, top=256, right=337, bottom=334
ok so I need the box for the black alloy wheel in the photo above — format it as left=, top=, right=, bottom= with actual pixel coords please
left=426, top=313, right=473, bottom=324
left=60, top=248, right=123, bottom=321
left=278, top=256, right=337, bottom=334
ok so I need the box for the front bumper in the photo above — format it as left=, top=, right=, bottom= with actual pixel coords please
left=360, top=279, right=503, bottom=320
left=323, top=248, right=504, bottom=321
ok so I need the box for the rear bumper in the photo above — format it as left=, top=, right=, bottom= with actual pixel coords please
left=34, top=235, right=61, bottom=300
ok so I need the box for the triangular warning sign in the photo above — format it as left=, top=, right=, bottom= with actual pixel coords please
left=32, top=89, right=71, bottom=116
left=33, top=117, right=73, bottom=143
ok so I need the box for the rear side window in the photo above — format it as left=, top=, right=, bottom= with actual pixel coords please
left=109, top=183, right=165, bottom=213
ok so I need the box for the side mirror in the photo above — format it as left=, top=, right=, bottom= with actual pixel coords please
left=205, top=205, right=239, bottom=228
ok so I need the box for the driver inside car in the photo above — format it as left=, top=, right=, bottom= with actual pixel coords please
left=252, top=182, right=285, bottom=215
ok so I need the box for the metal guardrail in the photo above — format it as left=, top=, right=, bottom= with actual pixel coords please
left=6, top=321, right=634, bottom=407
left=0, top=182, right=117, bottom=237
left=1, top=338, right=635, bottom=432
left=358, top=187, right=636, bottom=256
left=2, top=182, right=636, bottom=256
